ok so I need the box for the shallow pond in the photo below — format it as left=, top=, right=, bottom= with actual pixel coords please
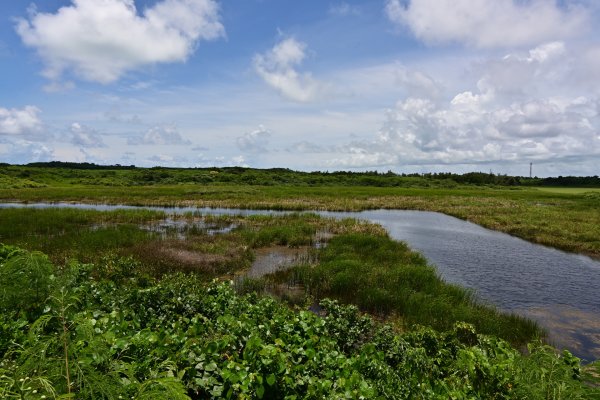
left=244, top=246, right=312, bottom=279
left=2, top=203, right=599, bottom=361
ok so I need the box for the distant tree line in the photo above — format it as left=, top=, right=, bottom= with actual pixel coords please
left=25, top=161, right=136, bottom=170
left=529, top=175, right=600, bottom=187
left=0, top=162, right=597, bottom=187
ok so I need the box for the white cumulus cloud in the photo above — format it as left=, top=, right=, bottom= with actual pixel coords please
left=329, top=3, right=360, bottom=16
left=286, top=141, right=330, bottom=154
left=16, top=0, right=224, bottom=83
left=236, top=125, right=271, bottom=153
left=328, top=42, right=600, bottom=169
left=0, top=139, right=53, bottom=163
left=331, top=94, right=599, bottom=168
left=231, top=155, right=247, bottom=166
left=253, top=37, right=328, bottom=102
left=0, top=106, right=43, bottom=136
left=326, top=150, right=399, bottom=169
left=385, top=0, right=589, bottom=48
left=69, top=122, right=106, bottom=147
left=128, top=125, right=191, bottom=145
left=473, top=42, right=568, bottom=99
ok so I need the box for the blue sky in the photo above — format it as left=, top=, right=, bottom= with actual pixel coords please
left=1, top=0, right=599, bottom=176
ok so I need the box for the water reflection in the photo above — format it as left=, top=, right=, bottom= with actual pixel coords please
left=141, top=218, right=237, bottom=239
left=244, top=246, right=310, bottom=279
left=353, top=209, right=600, bottom=361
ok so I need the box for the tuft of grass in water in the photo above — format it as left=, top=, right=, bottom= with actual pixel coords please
left=127, top=233, right=254, bottom=277
left=234, top=213, right=319, bottom=248
left=280, top=232, right=542, bottom=347
left=240, top=223, right=316, bottom=248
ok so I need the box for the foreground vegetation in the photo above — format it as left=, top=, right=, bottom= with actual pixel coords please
left=265, top=233, right=538, bottom=344
left=2, top=244, right=599, bottom=399
left=0, top=209, right=537, bottom=345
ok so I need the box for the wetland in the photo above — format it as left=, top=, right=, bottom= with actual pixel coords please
left=1, top=166, right=600, bottom=398
left=2, top=202, right=599, bottom=361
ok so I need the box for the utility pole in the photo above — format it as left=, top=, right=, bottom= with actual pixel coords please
left=530, top=162, right=533, bottom=178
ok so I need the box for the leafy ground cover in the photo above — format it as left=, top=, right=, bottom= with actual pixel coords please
left=1, top=245, right=598, bottom=399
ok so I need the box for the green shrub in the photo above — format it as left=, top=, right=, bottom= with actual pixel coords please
left=0, top=245, right=53, bottom=320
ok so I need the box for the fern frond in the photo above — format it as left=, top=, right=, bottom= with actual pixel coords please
left=135, top=377, right=191, bottom=400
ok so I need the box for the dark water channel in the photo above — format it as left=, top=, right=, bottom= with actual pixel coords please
left=2, top=203, right=599, bottom=361
left=332, top=210, right=600, bottom=362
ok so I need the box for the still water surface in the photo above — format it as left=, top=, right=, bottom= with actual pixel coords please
left=2, top=203, right=599, bottom=360
left=341, top=210, right=600, bottom=362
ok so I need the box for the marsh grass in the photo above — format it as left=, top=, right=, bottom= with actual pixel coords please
left=2, top=184, right=598, bottom=258
left=128, top=234, right=254, bottom=276
left=536, top=187, right=600, bottom=194
left=0, top=208, right=166, bottom=263
left=0, top=207, right=164, bottom=236
left=0, top=206, right=544, bottom=346
left=273, top=232, right=541, bottom=346
left=0, top=209, right=345, bottom=277
left=239, top=216, right=317, bottom=248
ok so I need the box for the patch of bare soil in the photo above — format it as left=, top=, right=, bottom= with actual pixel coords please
left=161, top=247, right=229, bottom=266
left=131, top=238, right=249, bottom=274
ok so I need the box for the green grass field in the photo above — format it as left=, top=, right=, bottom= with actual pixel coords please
left=2, top=183, right=599, bottom=259
left=535, top=187, right=600, bottom=194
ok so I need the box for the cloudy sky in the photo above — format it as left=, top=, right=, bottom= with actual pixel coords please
left=1, top=0, right=599, bottom=176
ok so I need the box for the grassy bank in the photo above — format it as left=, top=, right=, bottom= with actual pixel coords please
left=268, top=232, right=539, bottom=346
left=0, top=207, right=165, bottom=265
